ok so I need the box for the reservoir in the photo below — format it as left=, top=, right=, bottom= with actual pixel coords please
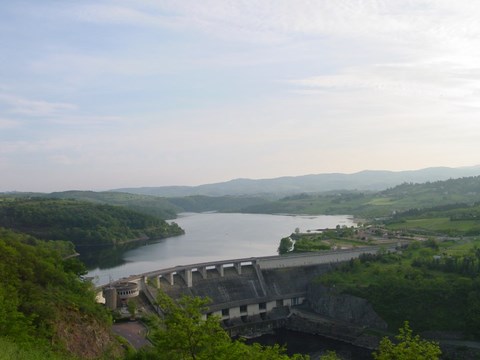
left=85, top=212, right=370, bottom=359
left=85, top=212, right=354, bottom=285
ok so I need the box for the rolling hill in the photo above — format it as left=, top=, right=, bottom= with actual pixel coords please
left=113, top=165, right=480, bottom=197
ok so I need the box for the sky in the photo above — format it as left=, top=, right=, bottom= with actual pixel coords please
left=1, top=1, right=480, bottom=192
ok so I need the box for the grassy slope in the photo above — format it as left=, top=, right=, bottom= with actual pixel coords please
left=387, top=217, right=480, bottom=235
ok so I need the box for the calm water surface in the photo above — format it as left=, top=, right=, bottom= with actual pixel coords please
left=86, top=213, right=368, bottom=357
left=86, top=212, right=354, bottom=285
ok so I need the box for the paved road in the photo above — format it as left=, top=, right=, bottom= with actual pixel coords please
left=112, top=321, right=150, bottom=349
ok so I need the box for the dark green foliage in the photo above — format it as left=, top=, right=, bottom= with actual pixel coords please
left=34, top=190, right=271, bottom=215
left=411, top=249, right=480, bottom=277
left=319, top=242, right=480, bottom=337
left=319, top=351, right=341, bottom=360
left=167, top=195, right=270, bottom=213
left=128, top=293, right=309, bottom=360
left=0, top=197, right=184, bottom=247
left=0, top=337, right=67, bottom=360
left=47, top=190, right=180, bottom=220
left=280, top=226, right=361, bottom=254
left=291, top=237, right=331, bottom=253
left=0, top=228, right=111, bottom=353
left=278, top=236, right=294, bottom=254
left=373, top=322, right=441, bottom=360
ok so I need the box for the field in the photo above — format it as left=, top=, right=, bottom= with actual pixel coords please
left=387, top=217, right=480, bottom=235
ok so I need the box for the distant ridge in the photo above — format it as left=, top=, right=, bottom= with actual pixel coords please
left=112, top=165, right=480, bottom=197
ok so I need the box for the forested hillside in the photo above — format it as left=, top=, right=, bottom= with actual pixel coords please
left=318, top=240, right=480, bottom=338
left=0, top=228, right=123, bottom=359
left=0, top=198, right=184, bottom=247
left=5, top=175, right=480, bottom=222
left=240, top=176, right=480, bottom=219
left=47, top=190, right=180, bottom=220
left=47, top=191, right=268, bottom=216
left=6, top=191, right=271, bottom=219
left=167, top=194, right=269, bottom=213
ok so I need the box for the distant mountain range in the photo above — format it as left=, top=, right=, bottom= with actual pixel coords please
left=112, top=165, right=480, bottom=197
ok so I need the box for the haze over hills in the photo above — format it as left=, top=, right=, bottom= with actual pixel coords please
left=113, top=165, right=480, bottom=197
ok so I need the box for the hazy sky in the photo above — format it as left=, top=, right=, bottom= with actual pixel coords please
left=1, top=1, right=480, bottom=192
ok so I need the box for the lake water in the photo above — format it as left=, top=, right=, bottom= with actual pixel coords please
left=85, top=212, right=369, bottom=358
left=86, top=212, right=354, bottom=285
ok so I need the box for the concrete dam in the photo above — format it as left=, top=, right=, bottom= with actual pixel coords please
left=100, top=246, right=390, bottom=339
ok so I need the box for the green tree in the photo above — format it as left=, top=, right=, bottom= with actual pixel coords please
left=278, top=237, right=294, bottom=254
left=373, top=321, right=441, bottom=360
left=0, top=228, right=116, bottom=358
left=465, top=290, right=480, bottom=337
left=319, top=350, right=341, bottom=359
left=127, top=299, right=137, bottom=320
left=133, top=292, right=308, bottom=360
left=152, top=294, right=230, bottom=359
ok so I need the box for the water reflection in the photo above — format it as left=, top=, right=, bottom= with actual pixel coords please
left=77, top=241, right=149, bottom=269
left=79, top=236, right=176, bottom=270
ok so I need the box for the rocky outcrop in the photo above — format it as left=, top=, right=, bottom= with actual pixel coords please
left=53, top=308, right=124, bottom=359
left=306, top=284, right=387, bottom=330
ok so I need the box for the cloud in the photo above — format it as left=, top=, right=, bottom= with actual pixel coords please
left=0, top=118, right=19, bottom=129
left=0, top=141, right=37, bottom=154
left=48, top=115, right=126, bottom=126
left=71, top=4, right=166, bottom=27
left=55, top=1, right=480, bottom=89
left=290, top=59, right=480, bottom=109
left=0, top=93, right=77, bottom=117
left=49, top=155, right=74, bottom=165
left=30, top=53, right=172, bottom=79
left=292, top=64, right=435, bottom=95
left=70, top=1, right=395, bottom=38
left=0, top=92, right=126, bottom=126
left=62, top=1, right=480, bottom=45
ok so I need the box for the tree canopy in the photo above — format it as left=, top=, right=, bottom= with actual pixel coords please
left=0, top=197, right=184, bottom=247
left=373, top=322, right=441, bottom=360
left=129, top=293, right=309, bottom=360
left=0, top=228, right=120, bottom=358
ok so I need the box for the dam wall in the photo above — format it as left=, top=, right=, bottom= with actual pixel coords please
left=256, top=246, right=382, bottom=269
left=145, top=262, right=336, bottom=320
left=99, top=246, right=393, bottom=328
